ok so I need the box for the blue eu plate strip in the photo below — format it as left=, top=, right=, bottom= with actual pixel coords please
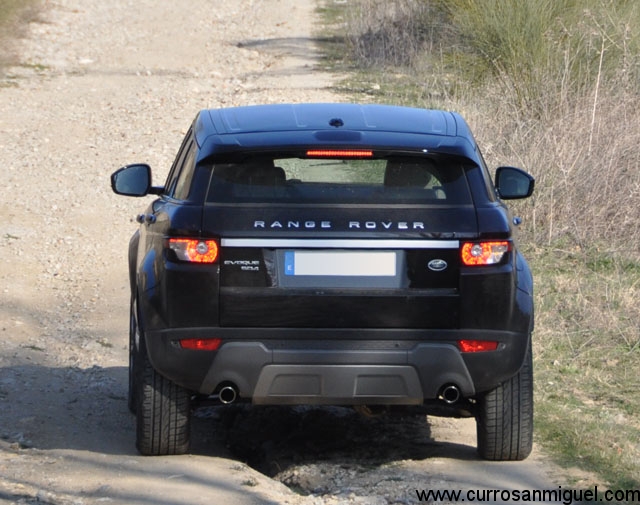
left=284, top=251, right=295, bottom=275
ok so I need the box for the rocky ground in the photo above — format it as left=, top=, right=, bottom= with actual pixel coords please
left=0, top=1, right=579, bottom=504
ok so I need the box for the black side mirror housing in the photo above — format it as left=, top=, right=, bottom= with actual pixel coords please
left=495, top=166, right=535, bottom=199
left=111, top=164, right=162, bottom=197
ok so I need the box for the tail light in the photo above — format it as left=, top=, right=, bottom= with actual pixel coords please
left=461, top=241, right=511, bottom=266
left=168, top=238, right=219, bottom=263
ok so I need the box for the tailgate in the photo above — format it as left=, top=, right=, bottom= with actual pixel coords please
left=218, top=236, right=464, bottom=329
left=202, top=152, right=480, bottom=330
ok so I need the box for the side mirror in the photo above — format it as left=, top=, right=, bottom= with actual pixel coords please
left=111, top=164, right=158, bottom=197
left=495, top=166, right=535, bottom=199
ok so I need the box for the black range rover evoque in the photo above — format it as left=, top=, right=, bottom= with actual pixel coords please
left=111, top=103, right=535, bottom=460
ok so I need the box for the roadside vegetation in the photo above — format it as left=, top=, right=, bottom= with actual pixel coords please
left=318, top=0, right=640, bottom=491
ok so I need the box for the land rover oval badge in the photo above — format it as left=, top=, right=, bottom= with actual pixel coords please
left=428, top=259, right=448, bottom=272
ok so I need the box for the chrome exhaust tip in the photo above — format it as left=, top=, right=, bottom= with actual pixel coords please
left=440, top=384, right=461, bottom=404
left=219, top=385, right=238, bottom=404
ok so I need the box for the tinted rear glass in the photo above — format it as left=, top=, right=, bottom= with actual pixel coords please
left=205, top=156, right=472, bottom=204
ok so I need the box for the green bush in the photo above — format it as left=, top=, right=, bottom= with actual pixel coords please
left=355, top=0, right=640, bottom=116
left=445, top=1, right=635, bottom=99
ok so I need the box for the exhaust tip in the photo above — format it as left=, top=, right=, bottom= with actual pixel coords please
left=440, top=384, right=461, bottom=405
left=219, top=385, right=238, bottom=404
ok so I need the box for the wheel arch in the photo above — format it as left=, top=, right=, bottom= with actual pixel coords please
left=128, top=230, right=140, bottom=297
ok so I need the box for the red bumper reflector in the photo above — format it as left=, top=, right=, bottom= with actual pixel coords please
left=179, top=338, right=222, bottom=351
left=306, top=149, right=373, bottom=158
left=458, top=340, right=499, bottom=353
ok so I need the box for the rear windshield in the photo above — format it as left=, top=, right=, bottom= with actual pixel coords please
left=205, top=155, right=472, bottom=205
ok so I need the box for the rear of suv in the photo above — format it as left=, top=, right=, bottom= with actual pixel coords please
left=111, top=103, right=535, bottom=460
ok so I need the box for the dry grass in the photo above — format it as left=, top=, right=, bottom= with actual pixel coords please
left=531, top=247, right=640, bottom=488
left=460, top=88, right=640, bottom=253
left=451, top=79, right=640, bottom=486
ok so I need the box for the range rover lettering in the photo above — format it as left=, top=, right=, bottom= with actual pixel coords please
left=111, top=103, right=535, bottom=460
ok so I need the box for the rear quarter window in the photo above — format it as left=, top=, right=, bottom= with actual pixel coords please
left=205, top=155, right=473, bottom=205
left=172, top=142, right=197, bottom=200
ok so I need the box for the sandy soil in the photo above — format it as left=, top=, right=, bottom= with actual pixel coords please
left=0, top=1, right=581, bottom=504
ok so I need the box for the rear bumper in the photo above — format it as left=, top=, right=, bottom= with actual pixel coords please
left=145, top=327, right=530, bottom=403
left=202, top=341, right=473, bottom=405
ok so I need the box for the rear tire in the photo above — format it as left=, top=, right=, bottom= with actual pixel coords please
left=135, top=340, right=191, bottom=456
left=476, top=340, right=533, bottom=461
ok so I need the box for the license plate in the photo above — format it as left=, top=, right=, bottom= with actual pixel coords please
left=284, top=251, right=396, bottom=277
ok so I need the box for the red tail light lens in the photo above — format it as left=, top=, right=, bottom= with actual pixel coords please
left=168, top=238, right=219, bottom=263
left=306, top=149, right=373, bottom=158
left=458, top=340, right=499, bottom=353
left=179, top=338, right=222, bottom=351
left=461, top=241, right=511, bottom=266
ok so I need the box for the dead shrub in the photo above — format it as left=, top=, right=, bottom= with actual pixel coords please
left=344, top=0, right=447, bottom=68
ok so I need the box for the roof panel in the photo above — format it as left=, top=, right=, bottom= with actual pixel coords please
left=195, top=104, right=478, bottom=161
left=208, top=103, right=455, bottom=136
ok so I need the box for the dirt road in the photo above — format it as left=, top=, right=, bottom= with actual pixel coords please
left=1, top=1, right=572, bottom=504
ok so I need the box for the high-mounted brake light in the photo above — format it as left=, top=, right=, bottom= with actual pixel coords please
left=306, top=149, right=373, bottom=158
left=168, top=238, right=219, bottom=263
left=458, top=340, right=499, bottom=353
left=461, top=241, right=511, bottom=266
left=179, top=338, right=222, bottom=351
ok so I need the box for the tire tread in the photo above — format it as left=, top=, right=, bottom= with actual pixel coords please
left=476, top=343, right=533, bottom=461
left=136, top=346, right=190, bottom=456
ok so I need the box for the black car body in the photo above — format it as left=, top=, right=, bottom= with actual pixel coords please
left=111, top=103, right=535, bottom=460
